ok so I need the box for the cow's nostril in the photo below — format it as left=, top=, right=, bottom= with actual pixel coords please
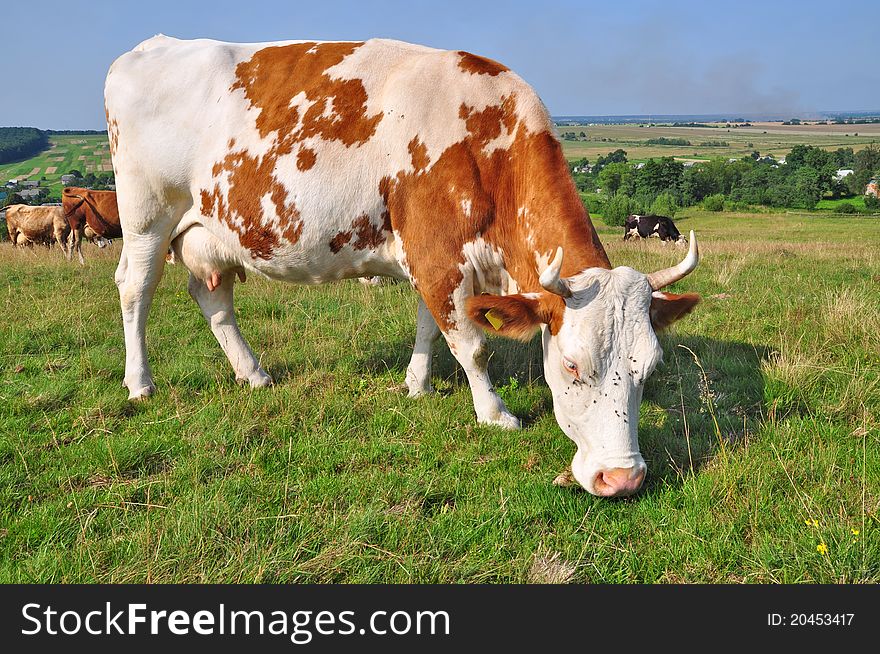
left=594, top=466, right=646, bottom=497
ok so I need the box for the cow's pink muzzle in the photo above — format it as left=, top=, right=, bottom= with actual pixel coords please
left=592, top=466, right=646, bottom=497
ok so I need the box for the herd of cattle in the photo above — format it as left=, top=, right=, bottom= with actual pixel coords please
left=4, top=187, right=122, bottom=263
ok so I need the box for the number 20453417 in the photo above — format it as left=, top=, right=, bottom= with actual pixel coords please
left=768, top=613, right=854, bottom=626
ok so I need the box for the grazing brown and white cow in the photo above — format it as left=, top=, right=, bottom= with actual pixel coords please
left=5, top=204, right=70, bottom=253
left=62, top=187, right=123, bottom=264
left=105, top=35, right=701, bottom=496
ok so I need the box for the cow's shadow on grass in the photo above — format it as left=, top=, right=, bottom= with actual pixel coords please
left=358, top=330, right=770, bottom=495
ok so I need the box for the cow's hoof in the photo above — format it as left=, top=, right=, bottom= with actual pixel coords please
left=406, top=384, right=434, bottom=398
left=552, top=469, right=579, bottom=488
left=479, top=411, right=521, bottom=430
left=127, top=384, right=156, bottom=401
left=238, top=371, right=273, bottom=388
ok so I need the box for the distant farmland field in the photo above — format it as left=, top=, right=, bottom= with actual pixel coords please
left=2, top=122, right=877, bottom=191
left=0, top=134, right=110, bottom=192
left=556, top=122, right=880, bottom=161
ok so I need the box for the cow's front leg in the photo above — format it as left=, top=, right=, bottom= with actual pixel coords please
left=405, top=298, right=441, bottom=396
left=187, top=271, right=272, bottom=388
left=443, top=322, right=520, bottom=429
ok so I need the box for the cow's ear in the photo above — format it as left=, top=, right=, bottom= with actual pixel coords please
left=466, top=293, right=562, bottom=340
left=650, top=292, right=700, bottom=331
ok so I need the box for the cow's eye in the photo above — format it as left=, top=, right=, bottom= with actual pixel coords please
left=562, top=357, right=579, bottom=377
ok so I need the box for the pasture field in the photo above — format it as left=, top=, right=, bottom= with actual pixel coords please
left=0, top=212, right=878, bottom=583
left=0, top=135, right=110, bottom=192
left=557, top=122, right=880, bottom=161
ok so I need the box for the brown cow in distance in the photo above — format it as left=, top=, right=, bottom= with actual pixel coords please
left=5, top=204, right=70, bottom=253
left=62, top=187, right=123, bottom=263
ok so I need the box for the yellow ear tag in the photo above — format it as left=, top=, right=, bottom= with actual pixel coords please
left=485, top=309, right=504, bottom=330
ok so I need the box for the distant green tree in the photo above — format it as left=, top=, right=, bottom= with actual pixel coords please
left=635, top=157, right=684, bottom=200
left=865, top=194, right=880, bottom=211
left=597, top=162, right=632, bottom=196
left=789, top=166, right=823, bottom=209
left=703, top=194, right=725, bottom=211
left=593, top=148, right=627, bottom=174
left=581, top=195, right=604, bottom=216
left=833, top=147, right=855, bottom=168
left=603, top=193, right=640, bottom=226
left=4, top=192, right=24, bottom=207
left=650, top=191, right=678, bottom=217
left=846, top=144, right=880, bottom=195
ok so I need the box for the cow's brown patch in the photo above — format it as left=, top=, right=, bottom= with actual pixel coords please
left=105, top=104, right=119, bottom=159
left=297, top=147, right=317, bottom=171
left=200, top=149, right=299, bottom=259
left=458, top=96, right=518, bottom=146
left=329, top=230, right=352, bottom=253
left=232, top=42, right=382, bottom=150
left=350, top=214, right=386, bottom=250
left=457, top=51, right=509, bottom=77
left=379, top=95, right=608, bottom=331
left=408, top=137, right=429, bottom=172
left=201, top=41, right=381, bottom=260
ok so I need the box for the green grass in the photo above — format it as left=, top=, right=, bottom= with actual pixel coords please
left=815, top=195, right=869, bottom=212
left=0, top=135, right=110, bottom=194
left=1, top=212, right=878, bottom=582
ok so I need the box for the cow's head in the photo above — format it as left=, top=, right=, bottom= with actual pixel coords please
left=468, top=232, right=700, bottom=497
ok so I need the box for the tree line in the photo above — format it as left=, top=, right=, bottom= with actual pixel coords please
left=570, top=144, right=880, bottom=225
left=0, top=127, right=49, bottom=164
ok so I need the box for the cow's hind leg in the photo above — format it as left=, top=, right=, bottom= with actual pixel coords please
left=114, top=232, right=169, bottom=399
left=405, top=298, right=441, bottom=396
left=187, top=271, right=272, bottom=388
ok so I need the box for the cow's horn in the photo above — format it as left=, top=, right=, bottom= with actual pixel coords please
left=646, top=230, right=699, bottom=291
left=539, top=246, right=572, bottom=298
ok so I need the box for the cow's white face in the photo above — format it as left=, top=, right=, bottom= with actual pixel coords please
left=541, top=267, right=660, bottom=496
left=466, top=233, right=700, bottom=498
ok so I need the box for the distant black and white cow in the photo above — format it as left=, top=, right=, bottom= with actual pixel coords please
left=623, top=214, right=686, bottom=244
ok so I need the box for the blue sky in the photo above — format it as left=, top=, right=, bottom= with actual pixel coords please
left=4, top=0, right=878, bottom=129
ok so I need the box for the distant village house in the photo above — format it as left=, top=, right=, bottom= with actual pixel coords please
left=866, top=178, right=879, bottom=198
left=16, top=188, right=46, bottom=199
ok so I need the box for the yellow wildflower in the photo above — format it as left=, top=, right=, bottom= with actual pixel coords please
left=817, top=543, right=828, bottom=555
left=851, top=529, right=860, bottom=536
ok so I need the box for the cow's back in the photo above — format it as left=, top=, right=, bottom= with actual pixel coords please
left=105, top=36, right=555, bottom=280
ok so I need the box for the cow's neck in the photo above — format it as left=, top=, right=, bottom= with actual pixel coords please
left=489, top=130, right=610, bottom=294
